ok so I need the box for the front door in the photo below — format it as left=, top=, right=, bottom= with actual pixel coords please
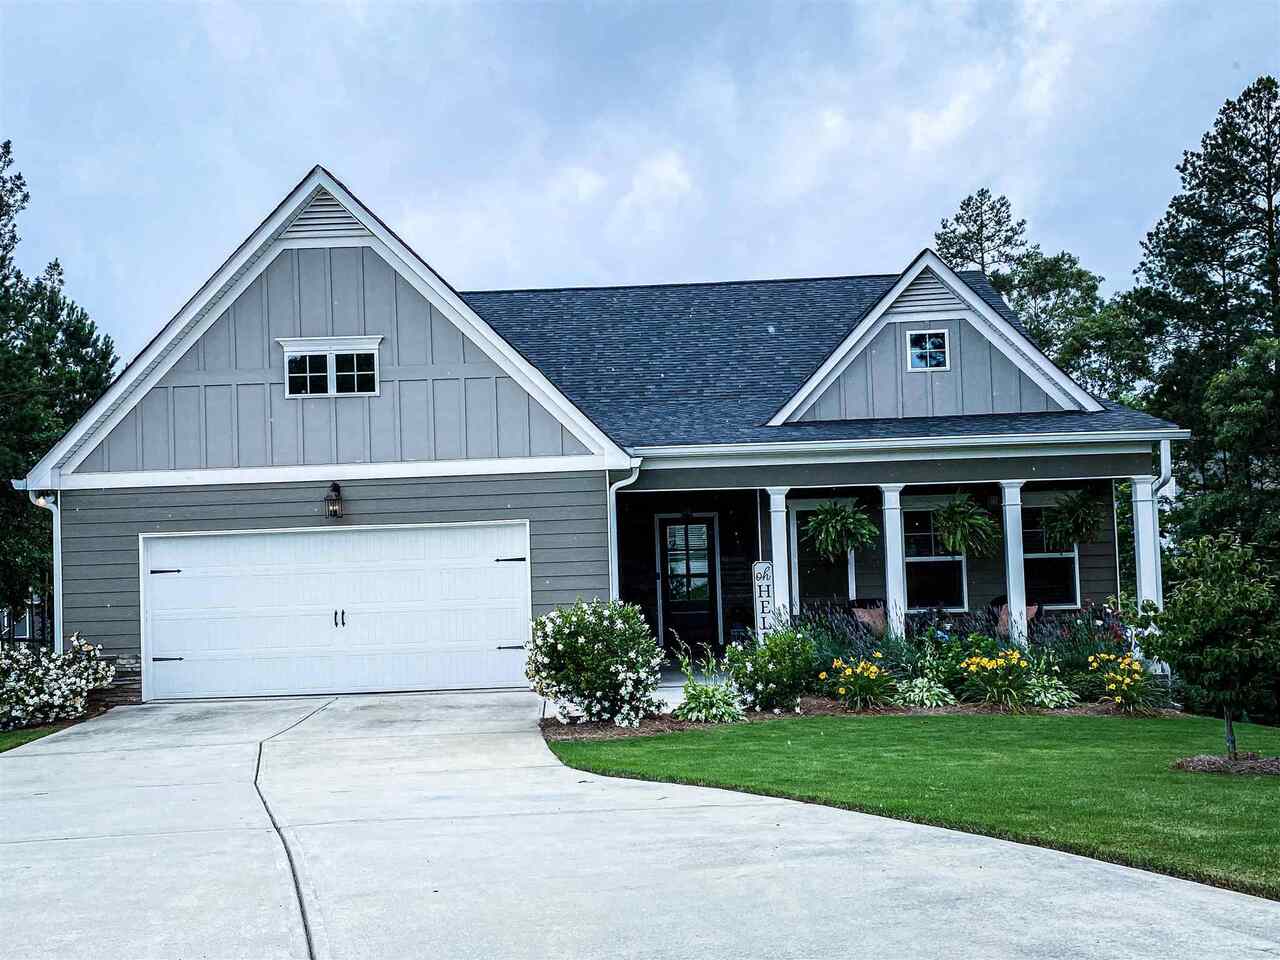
left=657, top=516, right=720, bottom=651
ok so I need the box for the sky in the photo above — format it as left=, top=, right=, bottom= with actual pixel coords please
left=1, top=0, right=1276, bottom=363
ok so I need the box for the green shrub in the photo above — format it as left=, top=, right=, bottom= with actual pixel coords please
left=671, top=644, right=744, bottom=724
left=724, top=623, right=815, bottom=713
left=820, top=653, right=896, bottom=711
left=893, top=676, right=957, bottom=708
left=526, top=599, right=664, bottom=728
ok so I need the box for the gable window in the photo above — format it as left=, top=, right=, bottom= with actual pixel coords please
left=1022, top=506, right=1080, bottom=608
left=907, top=330, right=949, bottom=371
left=903, top=509, right=966, bottom=610
left=277, top=336, right=382, bottom=398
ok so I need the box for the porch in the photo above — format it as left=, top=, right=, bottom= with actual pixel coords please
left=615, top=471, right=1162, bottom=650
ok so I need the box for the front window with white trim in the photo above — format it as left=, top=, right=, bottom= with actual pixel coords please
left=278, top=336, right=382, bottom=398
left=1021, top=506, right=1080, bottom=608
left=788, top=502, right=857, bottom=606
left=903, top=509, right=966, bottom=610
left=906, top=329, right=949, bottom=371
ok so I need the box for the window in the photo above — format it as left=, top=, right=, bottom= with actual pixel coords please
left=665, top=523, right=711, bottom=600
left=788, top=503, right=857, bottom=608
left=277, top=336, right=382, bottom=398
left=907, top=330, right=949, bottom=371
left=1022, top=506, right=1080, bottom=608
left=903, top=509, right=966, bottom=610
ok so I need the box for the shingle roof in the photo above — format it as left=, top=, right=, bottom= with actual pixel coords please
left=461, top=272, right=1179, bottom=449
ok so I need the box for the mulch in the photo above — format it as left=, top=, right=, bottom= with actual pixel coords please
left=539, top=697, right=1183, bottom=742
left=1172, top=753, right=1280, bottom=776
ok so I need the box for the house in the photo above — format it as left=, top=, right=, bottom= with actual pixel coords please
left=13, top=167, right=1186, bottom=701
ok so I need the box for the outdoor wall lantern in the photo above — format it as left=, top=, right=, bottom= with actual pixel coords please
left=324, top=482, right=343, bottom=519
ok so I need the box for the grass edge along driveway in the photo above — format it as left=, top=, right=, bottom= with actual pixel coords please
left=0, top=724, right=64, bottom=753
left=550, top=713, right=1280, bottom=901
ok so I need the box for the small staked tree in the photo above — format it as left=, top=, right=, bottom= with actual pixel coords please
left=1141, top=535, right=1280, bottom=759
left=933, top=187, right=1028, bottom=292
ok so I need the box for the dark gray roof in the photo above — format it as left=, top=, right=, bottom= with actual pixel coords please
left=461, top=271, right=1179, bottom=449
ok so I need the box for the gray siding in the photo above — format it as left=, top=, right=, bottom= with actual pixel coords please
left=799, top=270, right=1061, bottom=422
left=60, top=472, right=609, bottom=658
left=77, top=247, right=587, bottom=474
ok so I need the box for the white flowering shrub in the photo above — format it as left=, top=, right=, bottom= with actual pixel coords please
left=723, top=624, right=815, bottom=713
left=1, top=635, right=115, bottom=731
left=526, top=599, right=664, bottom=727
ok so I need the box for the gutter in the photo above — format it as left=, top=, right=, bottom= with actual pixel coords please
left=631, top=427, right=1191, bottom=459
left=606, top=462, right=643, bottom=600
left=26, top=489, right=64, bottom=654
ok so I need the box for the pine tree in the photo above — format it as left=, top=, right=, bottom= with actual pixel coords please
left=0, top=141, right=118, bottom=624
left=1137, top=76, right=1280, bottom=560
left=933, top=187, right=1027, bottom=292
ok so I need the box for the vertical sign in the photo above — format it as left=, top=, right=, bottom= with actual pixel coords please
left=752, top=561, right=775, bottom=635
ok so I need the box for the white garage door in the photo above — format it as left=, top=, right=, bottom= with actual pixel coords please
left=141, top=522, right=531, bottom=700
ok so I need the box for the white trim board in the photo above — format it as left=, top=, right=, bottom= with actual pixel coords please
left=56, top=454, right=614, bottom=491
left=768, top=250, right=1104, bottom=424
left=22, top=166, right=628, bottom=489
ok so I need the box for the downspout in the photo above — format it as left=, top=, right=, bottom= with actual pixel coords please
left=607, top=462, right=642, bottom=601
left=1151, top=438, right=1173, bottom=607
left=26, top=488, right=64, bottom=654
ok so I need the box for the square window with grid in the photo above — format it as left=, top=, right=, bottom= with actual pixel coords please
left=285, top=350, right=378, bottom=397
left=907, top=330, right=949, bottom=371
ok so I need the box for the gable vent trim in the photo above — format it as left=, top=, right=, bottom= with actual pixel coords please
left=280, top=188, right=371, bottom=240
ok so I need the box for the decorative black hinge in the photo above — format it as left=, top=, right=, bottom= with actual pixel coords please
left=149, top=569, right=182, bottom=575
left=495, top=645, right=524, bottom=650
left=494, top=556, right=527, bottom=563
left=151, top=656, right=185, bottom=662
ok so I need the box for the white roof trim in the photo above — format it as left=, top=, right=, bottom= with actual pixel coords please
left=52, top=453, right=627, bottom=491
left=23, top=167, right=627, bottom=489
left=768, top=250, right=1104, bottom=425
left=632, top=427, right=1189, bottom=459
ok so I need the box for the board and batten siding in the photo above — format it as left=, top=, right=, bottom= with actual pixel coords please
left=798, top=270, right=1062, bottom=422
left=75, top=246, right=587, bottom=474
left=60, top=472, right=609, bottom=660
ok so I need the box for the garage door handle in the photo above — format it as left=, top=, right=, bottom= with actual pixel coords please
left=152, top=657, right=184, bottom=662
left=334, top=610, right=338, bottom=627
left=341, top=609, right=346, bottom=626
left=495, top=556, right=526, bottom=563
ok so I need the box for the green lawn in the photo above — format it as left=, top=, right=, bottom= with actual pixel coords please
left=551, top=713, right=1280, bottom=900
left=0, top=724, right=63, bottom=753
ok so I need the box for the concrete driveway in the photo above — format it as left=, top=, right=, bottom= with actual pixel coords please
left=2, top=693, right=1277, bottom=960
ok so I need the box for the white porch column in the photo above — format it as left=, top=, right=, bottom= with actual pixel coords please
left=1132, top=476, right=1161, bottom=610
left=880, top=484, right=907, bottom=638
left=766, top=487, right=791, bottom=618
left=1000, top=481, right=1028, bottom=646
